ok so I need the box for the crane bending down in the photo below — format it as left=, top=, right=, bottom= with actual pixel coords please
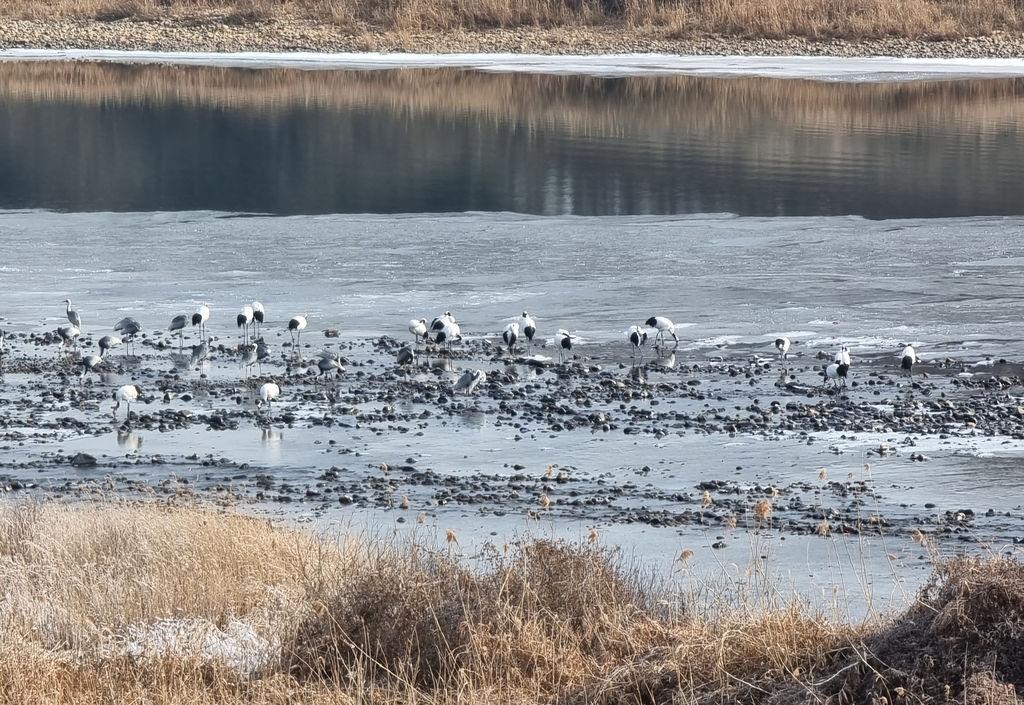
left=288, top=314, right=308, bottom=349
left=113, top=384, right=142, bottom=422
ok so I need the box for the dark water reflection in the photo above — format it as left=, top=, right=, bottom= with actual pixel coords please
left=0, top=61, right=1022, bottom=218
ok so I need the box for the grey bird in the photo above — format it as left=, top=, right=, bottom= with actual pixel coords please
left=397, top=346, right=415, bottom=366
left=114, top=316, right=142, bottom=356
left=79, top=354, right=105, bottom=379
left=62, top=298, right=82, bottom=330
left=240, top=344, right=258, bottom=378
left=190, top=340, right=209, bottom=370
left=317, top=355, right=346, bottom=384
left=98, top=335, right=123, bottom=359
left=454, top=369, right=486, bottom=395
left=168, top=314, right=189, bottom=352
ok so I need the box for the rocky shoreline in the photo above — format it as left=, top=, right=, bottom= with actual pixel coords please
left=3, top=329, right=1024, bottom=548
left=2, top=18, right=1024, bottom=58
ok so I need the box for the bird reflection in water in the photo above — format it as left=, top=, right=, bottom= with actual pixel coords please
left=261, top=427, right=283, bottom=446
left=430, top=357, right=455, bottom=373
left=117, top=429, right=143, bottom=451
left=651, top=352, right=676, bottom=370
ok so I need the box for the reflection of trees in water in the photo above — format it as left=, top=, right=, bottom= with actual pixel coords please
left=0, top=62, right=1022, bottom=217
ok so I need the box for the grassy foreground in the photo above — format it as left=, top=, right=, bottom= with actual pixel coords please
left=2, top=0, right=1024, bottom=41
left=0, top=501, right=1022, bottom=704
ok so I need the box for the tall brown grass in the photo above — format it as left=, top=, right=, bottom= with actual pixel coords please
left=0, top=499, right=1023, bottom=704
left=0, top=0, right=1022, bottom=39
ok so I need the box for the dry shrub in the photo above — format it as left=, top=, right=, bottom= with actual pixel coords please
left=2, top=0, right=1022, bottom=36
left=285, top=539, right=660, bottom=692
left=817, top=556, right=1024, bottom=703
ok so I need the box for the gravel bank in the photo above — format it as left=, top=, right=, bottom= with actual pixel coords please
left=2, top=18, right=1024, bottom=58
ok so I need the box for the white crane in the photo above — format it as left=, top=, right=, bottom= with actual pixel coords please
left=435, top=321, right=461, bottom=352
left=112, top=384, right=142, bottom=422
left=502, top=322, right=520, bottom=355
left=519, top=312, right=536, bottom=351
left=645, top=316, right=679, bottom=349
left=192, top=303, right=210, bottom=340
left=835, top=345, right=851, bottom=366
left=288, top=314, right=308, bottom=349
left=901, top=345, right=917, bottom=380
left=627, top=325, right=647, bottom=360
left=237, top=305, right=254, bottom=346
left=555, top=329, right=572, bottom=363
left=823, top=362, right=849, bottom=390
left=408, top=318, right=428, bottom=344
left=257, top=382, right=281, bottom=420
left=252, top=301, right=265, bottom=338
left=775, top=337, right=791, bottom=364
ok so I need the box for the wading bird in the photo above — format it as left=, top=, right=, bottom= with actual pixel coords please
left=63, top=299, right=82, bottom=330
left=252, top=301, right=265, bottom=338
left=190, top=340, right=209, bottom=371
left=0, top=328, right=5, bottom=369
left=835, top=345, right=851, bottom=366
left=114, top=317, right=141, bottom=356
left=257, top=382, right=281, bottom=420
left=555, top=329, right=572, bottom=363
left=823, top=362, right=849, bottom=390
left=288, top=314, right=308, bottom=349
left=240, top=344, right=258, bottom=378
left=408, top=318, right=428, bottom=344
left=901, top=345, right=917, bottom=379
left=627, top=325, right=647, bottom=360
left=435, top=321, right=461, bottom=351
left=237, top=305, right=254, bottom=346
left=775, top=337, right=791, bottom=364
left=112, top=384, right=142, bottom=422
left=79, top=354, right=105, bottom=379
left=645, top=316, right=679, bottom=349
left=192, top=303, right=210, bottom=339
left=454, top=369, right=486, bottom=395
left=98, top=335, right=122, bottom=358
left=502, top=322, right=520, bottom=355
left=316, top=350, right=345, bottom=384
left=168, top=314, right=189, bottom=352
left=255, top=337, right=270, bottom=374
left=519, top=312, right=536, bottom=351
left=431, top=312, right=455, bottom=333
left=397, top=346, right=415, bottom=366
left=57, top=325, right=80, bottom=356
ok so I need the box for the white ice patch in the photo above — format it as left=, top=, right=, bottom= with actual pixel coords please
left=122, top=618, right=279, bottom=675
left=3, top=50, right=1024, bottom=82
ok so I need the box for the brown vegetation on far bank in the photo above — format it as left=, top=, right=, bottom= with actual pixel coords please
left=1, top=0, right=1024, bottom=45
left=0, top=500, right=1023, bottom=704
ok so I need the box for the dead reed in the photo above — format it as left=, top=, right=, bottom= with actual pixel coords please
left=1, top=0, right=1022, bottom=39
left=0, top=499, right=1021, bottom=704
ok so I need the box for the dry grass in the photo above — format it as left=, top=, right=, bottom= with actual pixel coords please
left=0, top=0, right=1023, bottom=39
left=1, top=499, right=1023, bottom=704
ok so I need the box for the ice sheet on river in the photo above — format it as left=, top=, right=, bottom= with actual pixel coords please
left=3, top=49, right=1024, bottom=82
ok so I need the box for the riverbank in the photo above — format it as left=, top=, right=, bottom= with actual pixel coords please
left=0, top=500, right=1021, bottom=705
left=2, top=17, right=1024, bottom=57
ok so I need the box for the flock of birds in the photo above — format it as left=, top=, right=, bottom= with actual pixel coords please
left=0, top=299, right=922, bottom=424
left=773, top=336, right=918, bottom=390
